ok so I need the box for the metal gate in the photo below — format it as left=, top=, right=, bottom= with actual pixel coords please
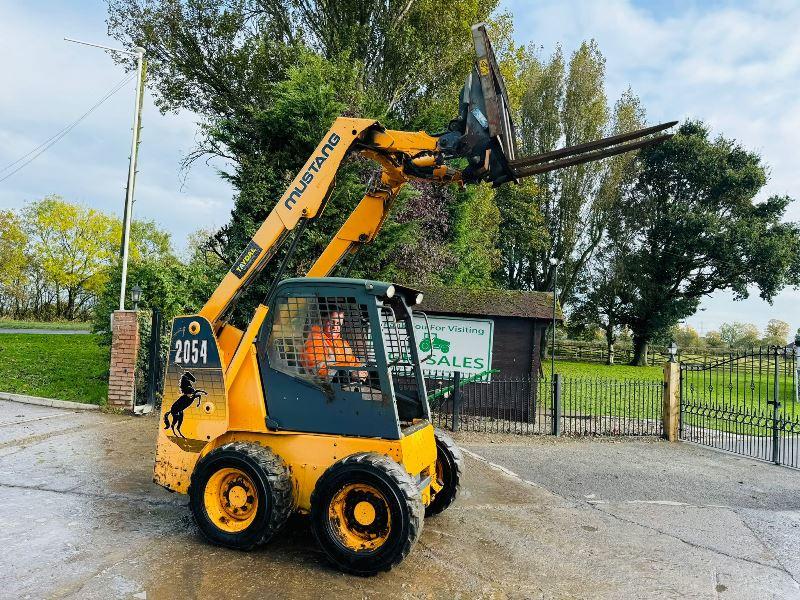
left=134, top=308, right=167, bottom=413
left=680, top=346, right=800, bottom=468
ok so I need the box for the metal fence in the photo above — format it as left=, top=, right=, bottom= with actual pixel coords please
left=680, top=346, right=800, bottom=468
left=426, top=371, right=663, bottom=437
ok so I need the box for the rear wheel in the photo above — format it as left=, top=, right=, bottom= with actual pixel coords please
left=189, top=442, right=293, bottom=550
left=311, top=452, right=423, bottom=576
left=425, top=430, right=463, bottom=517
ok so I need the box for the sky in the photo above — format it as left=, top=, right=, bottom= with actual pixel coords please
left=0, top=1, right=798, bottom=335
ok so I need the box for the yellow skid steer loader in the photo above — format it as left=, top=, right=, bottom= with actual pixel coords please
left=153, top=23, right=675, bottom=575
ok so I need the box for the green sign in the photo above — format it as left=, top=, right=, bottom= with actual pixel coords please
left=412, top=315, right=494, bottom=380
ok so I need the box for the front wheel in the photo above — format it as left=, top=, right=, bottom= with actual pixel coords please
left=189, top=442, right=294, bottom=550
left=425, top=430, right=463, bottom=517
left=311, top=453, right=423, bottom=576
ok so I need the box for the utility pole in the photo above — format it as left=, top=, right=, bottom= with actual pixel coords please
left=64, top=38, right=146, bottom=310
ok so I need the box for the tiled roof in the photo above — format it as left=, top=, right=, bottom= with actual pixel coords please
left=416, top=286, right=563, bottom=320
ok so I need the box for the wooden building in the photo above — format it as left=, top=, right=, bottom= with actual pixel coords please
left=419, top=287, right=563, bottom=379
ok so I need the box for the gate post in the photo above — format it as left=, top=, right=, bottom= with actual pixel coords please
left=107, top=310, right=140, bottom=411
left=771, top=347, right=781, bottom=465
left=451, top=371, right=462, bottom=433
left=662, top=361, right=680, bottom=441
left=552, top=374, right=562, bottom=436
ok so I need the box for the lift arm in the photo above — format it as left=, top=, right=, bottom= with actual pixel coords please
left=306, top=133, right=446, bottom=277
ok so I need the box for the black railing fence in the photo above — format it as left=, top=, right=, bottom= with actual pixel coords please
left=680, top=346, right=800, bottom=468
left=424, top=370, right=663, bottom=437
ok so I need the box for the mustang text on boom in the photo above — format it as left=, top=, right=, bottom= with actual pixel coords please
left=284, top=133, right=341, bottom=210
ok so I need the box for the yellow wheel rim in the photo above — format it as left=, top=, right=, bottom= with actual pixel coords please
left=203, top=467, right=259, bottom=533
left=328, top=483, right=391, bottom=552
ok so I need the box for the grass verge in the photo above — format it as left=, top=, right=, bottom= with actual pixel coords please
left=0, top=334, right=108, bottom=404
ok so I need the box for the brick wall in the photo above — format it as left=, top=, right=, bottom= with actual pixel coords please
left=108, top=310, right=140, bottom=410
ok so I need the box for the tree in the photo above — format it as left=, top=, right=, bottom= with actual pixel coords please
left=704, top=330, right=725, bottom=348
left=23, top=196, right=118, bottom=320
left=614, top=121, right=800, bottom=365
left=762, top=319, right=791, bottom=347
left=507, top=43, right=646, bottom=306
left=92, top=225, right=185, bottom=338
left=107, top=0, right=497, bottom=123
left=0, top=210, right=29, bottom=315
left=718, top=322, right=760, bottom=349
left=570, top=244, right=632, bottom=364
left=447, top=183, right=501, bottom=288
left=671, top=324, right=701, bottom=348
left=106, top=1, right=501, bottom=322
left=493, top=178, right=548, bottom=290
left=0, top=196, right=177, bottom=323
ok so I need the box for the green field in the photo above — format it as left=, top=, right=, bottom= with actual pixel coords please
left=0, top=333, right=108, bottom=404
left=553, top=360, right=662, bottom=381
left=0, top=319, right=91, bottom=330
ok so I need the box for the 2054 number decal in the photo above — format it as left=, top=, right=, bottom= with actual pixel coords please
left=173, top=339, right=208, bottom=365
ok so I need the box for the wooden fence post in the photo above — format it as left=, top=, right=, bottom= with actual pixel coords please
left=662, top=361, right=680, bottom=441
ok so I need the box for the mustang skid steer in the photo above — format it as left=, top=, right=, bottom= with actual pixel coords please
left=153, top=23, right=675, bottom=575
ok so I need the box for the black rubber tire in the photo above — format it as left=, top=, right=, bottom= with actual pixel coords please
left=189, top=442, right=294, bottom=550
left=310, top=452, right=423, bottom=576
left=425, top=429, right=463, bottom=517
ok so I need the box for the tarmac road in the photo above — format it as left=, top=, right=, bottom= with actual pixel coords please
left=1, top=399, right=799, bottom=599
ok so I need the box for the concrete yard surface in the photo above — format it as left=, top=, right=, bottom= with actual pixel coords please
left=1, top=399, right=799, bottom=599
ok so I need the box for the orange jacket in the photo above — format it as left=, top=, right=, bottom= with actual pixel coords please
left=301, top=325, right=362, bottom=377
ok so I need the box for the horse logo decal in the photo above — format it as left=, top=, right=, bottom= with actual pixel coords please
left=163, top=372, right=207, bottom=438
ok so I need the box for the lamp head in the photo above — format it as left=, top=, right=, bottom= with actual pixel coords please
left=130, top=284, right=142, bottom=309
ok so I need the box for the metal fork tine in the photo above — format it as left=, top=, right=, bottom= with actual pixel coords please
left=512, top=133, right=673, bottom=178
left=509, top=121, right=677, bottom=170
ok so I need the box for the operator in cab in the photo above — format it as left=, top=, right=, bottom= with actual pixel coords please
left=301, top=310, right=370, bottom=382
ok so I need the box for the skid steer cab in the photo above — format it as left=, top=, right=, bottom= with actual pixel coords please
left=154, top=277, right=463, bottom=575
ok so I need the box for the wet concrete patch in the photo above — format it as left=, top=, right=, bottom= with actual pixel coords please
left=2, top=401, right=800, bottom=598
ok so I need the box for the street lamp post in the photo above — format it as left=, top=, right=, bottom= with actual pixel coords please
left=64, top=38, right=146, bottom=311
